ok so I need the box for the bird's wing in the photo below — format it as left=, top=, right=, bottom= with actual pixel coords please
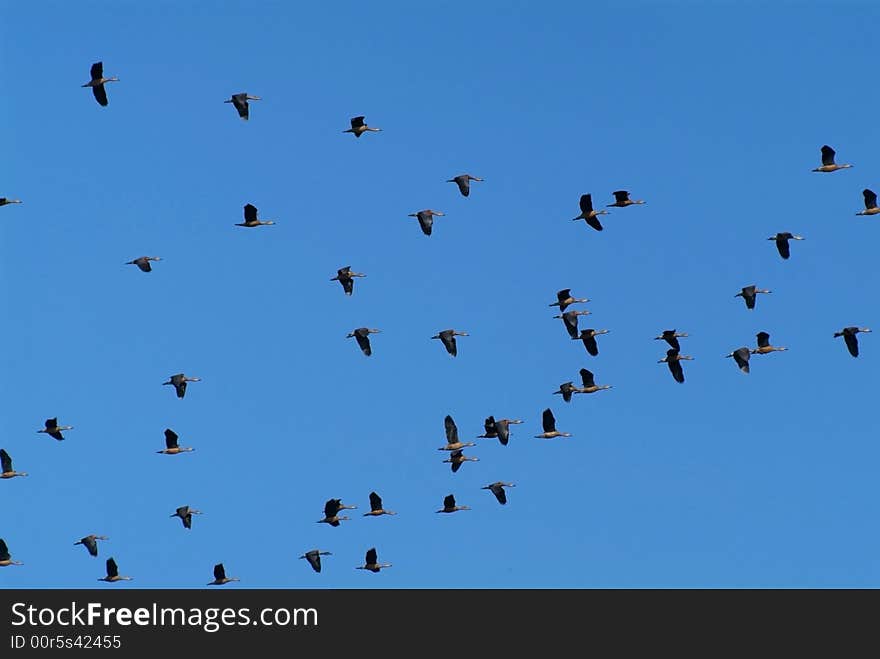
left=776, top=237, right=791, bottom=259
left=418, top=213, right=433, bottom=235
left=351, top=116, right=366, bottom=128
left=92, top=84, right=108, bottom=106
left=542, top=408, right=555, bottom=432
left=613, top=190, right=629, bottom=202
left=844, top=332, right=859, bottom=357
left=756, top=332, right=770, bottom=348
left=369, top=491, right=383, bottom=511
left=213, top=564, right=225, bottom=581
left=90, top=61, right=103, bottom=79
left=669, top=360, right=685, bottom=383
left=0, top=539, right=9, bottom=561
left=324, top=499, right=341, bottom=518
left=443, top=495, right=455, bottom=509
left=0, top=449, right=11, bottom=473
left=579, top=368, right=596, bottom=388
left=444, top=415, right=459, bottom=443
left=864, top=189, right=878, bottom=209
left=106, top=558, right=119, bottom=578
left=584, top=335, right=599, bottom=356
left=164, top=429, right=179, bottom=449
left=493, top=486, right=507, bottom=504
left=455, top=177, right=470, bottom=196
left=85, top=537, right=98, bottom=556
left=365, top=548, right=377, bottom=565
left=356, top=334, right=372, bottom=355
left=244, top=204, right=258, bottom=223
left=579, top=194, right=593, bottom=214
left=821, top=145, right=835, bottom=166
left=585, top=215, right=604, bottom=231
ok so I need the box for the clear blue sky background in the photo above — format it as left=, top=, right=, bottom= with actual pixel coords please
left=2, top=1, right=879, bottom=589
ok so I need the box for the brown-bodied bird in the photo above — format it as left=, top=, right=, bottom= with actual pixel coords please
left=550, top=288, right=590, bottom=312
left=343, top=115, right=381, bottom=138
left=82, top=61, right=118, bottom=106
left=37, top=417, right=73, bottom=441
left=482, top=481, right=515, bottom=505
left=363, top=491, right=397, bottom=517
left=447, top=174, right=483, bottom=197
left=317, top=498, right=356, bottom=526
left=408, top=209, right=445, bottom=236
left=224, top=93, right=261, bottom=120
left=98, top=557, right=132, bottom=582
left=438, top=415, right=475, bottom=451
left=157, top=428, right=194, bottom=455
left=768, top=233, right=804, bottom=260
left=735, top=285, right=771, bottom=310
left=607, top=190, right=646, bottom=207
left=654, top=330, right=689, bottom=351
left=126, top=256, right=162, bottom=272
left=443, top=449, right=479, bottom=473
left=658, top=348, right=693, bottom=383
left=171, top=505, right=203, bottom=529
left=477, top=416, right=523, bottom=446
left=553, top=381, right=579, bottom=403
left=74, top=535, right=108, bottom=557
left=436, top=494, right=470, bottom=513
left=725, top=347, right=751, bottom=374
left=347, top=327, right=381, bottom=356
left=812, top=145, right=852, bottom=173
left=163, top=373, right=201, bottom=398
left=356, top=547, right=391, bottom=572
left=0, top=198, right=22, bottom=206
left=534, top=408, right=572, bottom=439
left=571, top=193, right=610, bottom=231
left=752, top=331, right=788, bottom=355
left=236, top=203, right=275, bottom=227
left=300, top=550, right=332, bottom=573
left=208, top=563, right=239, bottom=585
left=578, top=368, right=612, bottom=394
left=432, top=329, right=469, bottom=357
left=834, top=326, right=871, bottom=358
left=856, top=189, right=880, bottom=216
left=554, top=309, right=591, bottom=339
left=0, top=449, right=27, bottom=479
left=331, top=266, right=366, bottom=296
left=0, top=539, right=23, bottom=567
left=574, top=328, right=609, bottom=356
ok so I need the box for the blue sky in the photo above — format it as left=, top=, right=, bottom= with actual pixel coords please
left=2, top=1, right=879, bottom=588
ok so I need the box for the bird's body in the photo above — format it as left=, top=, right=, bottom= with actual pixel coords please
left=554, top=309, right=591, bottom=339
left=438, top=414, right=475, bottom=451
left=300, top=550, right=332, bottom=573
left=735, top=285, right=771, bottom=310
left=318, top=498, right=356, bottom=526
left=654, top=330, right=688, bottom=352
left=208, top=563, right=239, bottom=585
left=98, top=557, right=132, bottom=582
left=482, top=481, right=515, bottom=505
left=347, top=327, right=381, bottom=356
left=477, top=416, right=522, bottom=446
left=37, top=417, right=72, bottom=441
left=236, top=203, right=275, bottom=227
left=550, top=288, right=589, bottom=312
left=534, top=408, right=572, bottom=439
left=0, top=539, right=23, bottom=567
left=578, top=368, right=612, bottom=394
left=343, top=115, right=382, bottom=137
left=163, top=373, right=201, bottom=398
left=171, top=505, right=202, bottom=529
left=658, top=348, right=693, bottom=383
left=574, top=328, right=609, bottom=356
left=857, top=189, right=880, bottom=216
left=607, top=190, right=646, bottom=207
left=356, top=547, right=391, bottom=572
left=752, top=331, right=788, bottom=355
left=725, top=347, right=752, bottom=374
left=74, top=535, right=108, bottom=557
left=157, top=428, right=194, bottom=455
left=363, top=491, right=397, bottom=517
left=812, top=145, right=852, bottom=172
left=0, top=198, right=22, bottom=206
left=768, top=233, right=804, bottom=260
left=432, top=329, right=469, bottom=357
left=834, top=326, right=871, bottom=358
left=553, top=381, right=578, bottom=403
left=126, top=256, right=161, bottom=272
left=0, top=449, right=27, bottom=479
left=408, top=209, right=445, bottom=236
left=224, top=93, right=261, bottom=120
left=447, top=174, right=483, bottom=197
left=572, top=193, right=610, bottom=231
left=331, top=266, right=366, bottom=296
left=82, top=61, right=118, bottom=106
left=443, top=449, right=478, bottom=473
left=437, top=494, right=470, bottom=513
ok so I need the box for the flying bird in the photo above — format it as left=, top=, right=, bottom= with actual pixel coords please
left=553, top=381, right=579, bottom=403
left=37, top=417, right=73, bottom=441
left=438, top=415, right=475, bottom=451
left=767, top=233, right=804, bottom=260
left=572, top=193, right=610, bottom=231
left=126, top=256, right=161, bottom=272
left=534, top=408, right=572, bottom=439
left=347, top=327, right=381, bottom=356
left=654, top=330, right=688, bottom=352
left=482, top=481, right=515, bottom=505
left=725, top=347, right=751, bottom=374
left=224, top=93, right=261, bottom=120
left=0, top=539, right=23, bottom=567
left=331, top=266, right=366, bottom=296
left=300, top=550, right=332, bottom=573
left=812, top=145, right=852, bottom=172
left=343, top=115, right=382, bottom=137
left=658, top=348, right=693, bottom=383
left=0, top=449, right=27, bottom=479
left=317, top=498, right=356, bottom=526
left=236, top=203, right=275, bottom=227
left=443, top=449, right=479, bottom=473
left=574, top=328, right=609, bottom=356
left=447, top=174, right=483, bottom=197
left=82, top=61, right=118, bottom=106
left=856, top=189, right=880, bottom=216
left=98, top=557, right=132, bottom=582
left=74, top=535, right=108, bottom=557
left=834, top=326, right=871, bottom=358
left=163, top=373, right=201, bottom=398
left=477, top=416, right=522, bottom=446
left=356, top=547, right=391, bottom=572
left=208, top=563, right=240, bottom=585
left=735, top=285, right=771, bottom=310
left=752, top=331, right=788, bottom=355
left=363, top=491, right=397, bottom=517
left=436, top=494, right=470, bottom=513
left=171, top=505, right=203, bottom=529
left=607, top=190, right=646, bottom=207
left=157, top=428, right=195, bottom=455
left=550, top=288, right=589, bottom=312
left=554, top=309, right=591, bottom=339
left=408, top=209, right=445, bottom=236
left=578, top=368, right=612, bottom=394
left=432, top=329, right=469, bottom=357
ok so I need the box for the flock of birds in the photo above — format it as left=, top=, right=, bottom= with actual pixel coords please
left=1, top=58, right=877, bottom=585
